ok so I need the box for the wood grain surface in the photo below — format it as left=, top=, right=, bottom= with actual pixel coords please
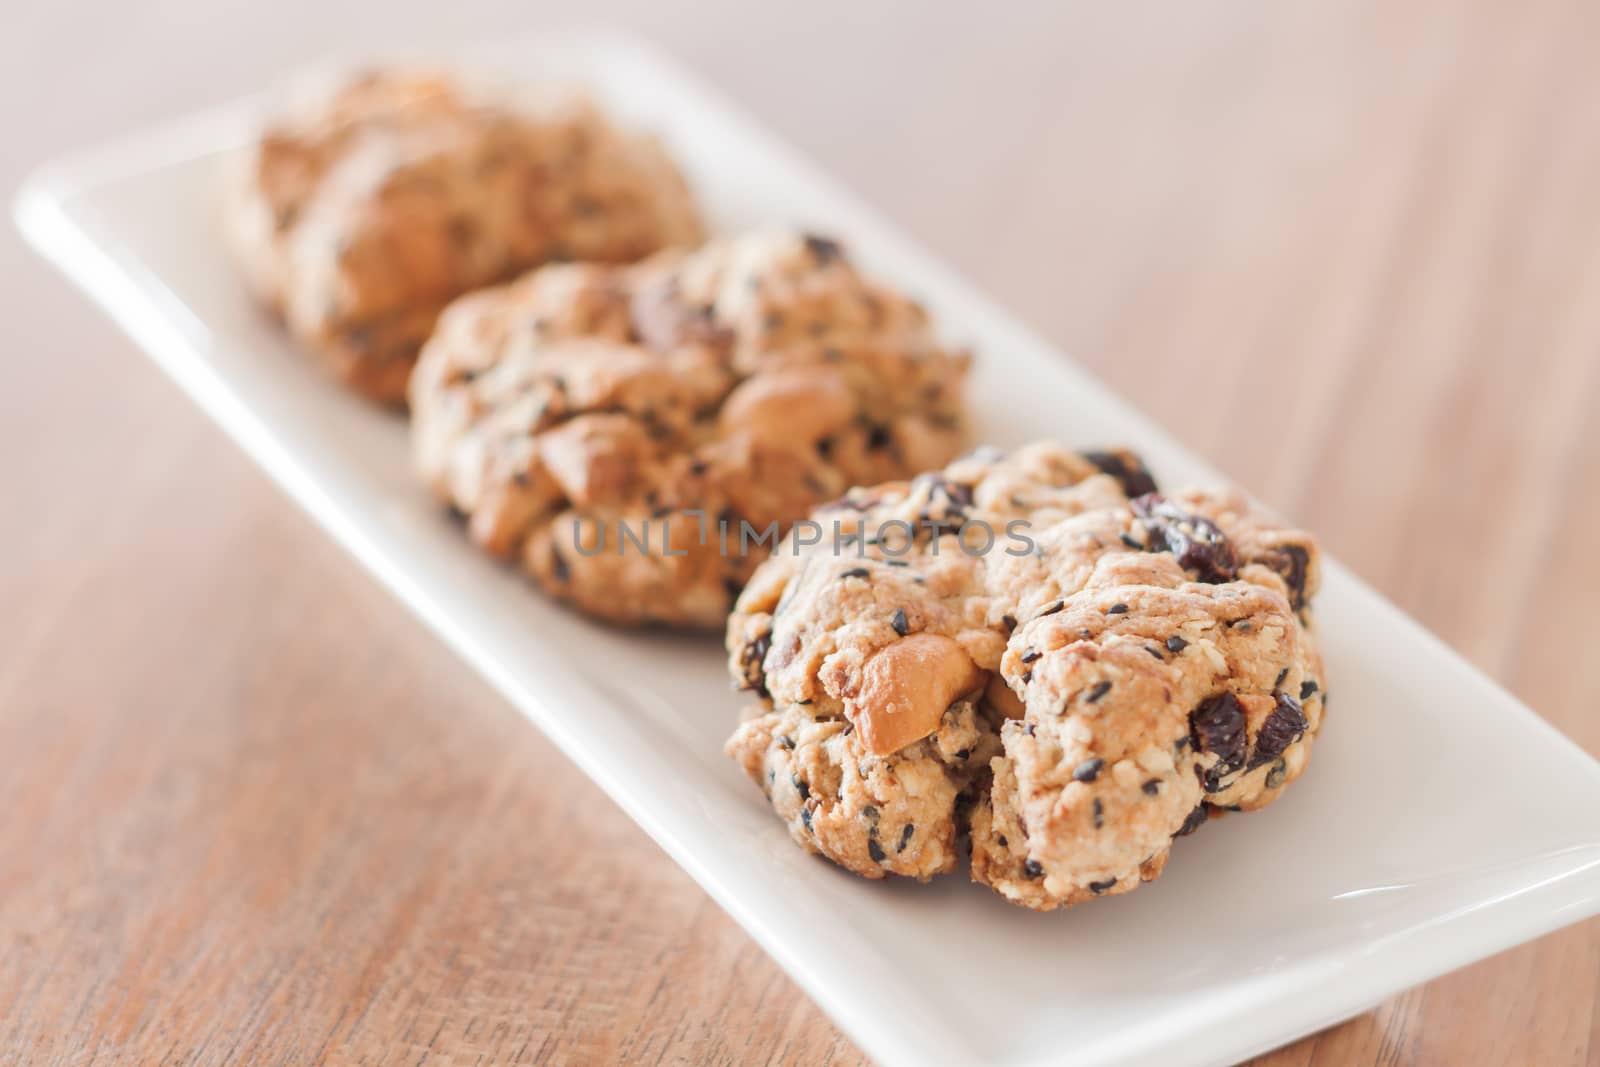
left=3, top=1, right=1599, bottom=1063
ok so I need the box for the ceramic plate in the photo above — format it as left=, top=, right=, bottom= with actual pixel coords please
left=16, top=31, right=1600, bottom=1067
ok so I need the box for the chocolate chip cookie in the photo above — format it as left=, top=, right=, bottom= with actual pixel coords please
left=226, top=69, right=702, bottom=405
left=724, top=443, right=1324, bottom=909
left=409, top=230, right=971, bottom=628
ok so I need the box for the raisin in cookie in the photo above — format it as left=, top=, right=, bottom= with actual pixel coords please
left=724, top=442, right=1325, bottom=909
left=226, top=69, right=702, bottom=405
left=409, top=230, right=971, bottom=628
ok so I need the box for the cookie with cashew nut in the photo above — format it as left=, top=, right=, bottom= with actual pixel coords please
left=226, top=68, right=703, bottom=405
left=410, top=229, right=971, bottom=627
left=724, top=442, right=1325, bottom=908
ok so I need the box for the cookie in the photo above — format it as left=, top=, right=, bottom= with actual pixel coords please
left=409, top=230, right=972, bottom=628
left=724, top=442, right=1325, bottom=910
left=226, top=69, right=702, bottom=405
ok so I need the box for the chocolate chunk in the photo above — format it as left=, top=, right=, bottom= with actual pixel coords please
left=1175, top=804, right=1209, bottom=837
left=868, top=837, right=886, bottom=863
left=840, top=567, right=871, bottom=580
left=1141, top=778, right=1161, bottom=796
left=1073, top=758, right=1103, bottom=782
left=1261, top=543, right=1311, bottom=610
left=929, top=476, right=974, bottom=512
left=792, top=775, right=810, bottom=801
left=1190, top=692, right=1248, bottom=790
left=800, top=807, right=813, bottom=833
left=1086, top=681, right=1112, bottom=704
left=1088, top=877, right=1117, bottom=895
left=1092, top=798, right=1104, bottom=829
left=1107, top=602, right=1130, bottom=615
left=1080, top=450, right=1159, bottom=499
left=1166, top=635, right=1189, bottom=653
left=1001, top=613, right=1018, bottom=632
left=1020, top=648, right=1042, bottom=664
left=1300, top=678, right=1319, bottom=701
left=898, top=823, right=914, bottom=853
left=1251, top=692, right=1308, bottom=767
left=1023, top=858, right=1044, bottom=879
left=1132, top=494, right=1238, bottom=584
left=803, top=233, right=843, bottom=263
left=891, top=608, right=909, bottom=636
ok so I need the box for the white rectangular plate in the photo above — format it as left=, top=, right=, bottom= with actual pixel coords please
left=16, top=31, right=1600, bottom=1067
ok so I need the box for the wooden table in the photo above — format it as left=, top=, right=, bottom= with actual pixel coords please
left=4, top=1, right=1598, bottom=1063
